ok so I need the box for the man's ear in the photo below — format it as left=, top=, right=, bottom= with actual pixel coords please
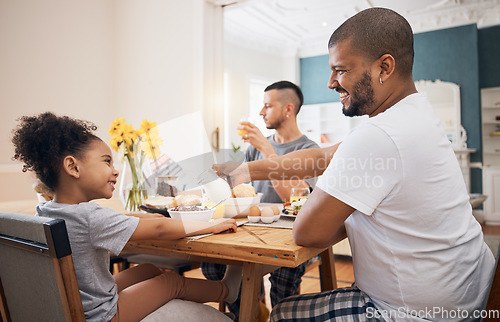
left=284, top=103, right=295, bottom=118
left=378, top=53, right=396, bottom=83
left=63, top=156, right=80, bottom=179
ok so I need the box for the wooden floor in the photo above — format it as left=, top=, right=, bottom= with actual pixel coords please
left=182, top=223, right=500, bottom=320
left=183, top=255, right=355, bottom=318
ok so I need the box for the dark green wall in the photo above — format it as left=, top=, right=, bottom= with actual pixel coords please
left=300, top=55, right=338, bottom=104
left=413, top=24, right=481, bottom=159
left=300, top=24, right=500, bottom=194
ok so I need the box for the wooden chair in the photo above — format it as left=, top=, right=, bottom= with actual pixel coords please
left=0, top=212, right=231, bottom=322
left=0, top=212, right=85, bottom=321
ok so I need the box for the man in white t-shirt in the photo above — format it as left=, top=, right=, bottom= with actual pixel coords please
left=222, top=8, right=495, bottom=322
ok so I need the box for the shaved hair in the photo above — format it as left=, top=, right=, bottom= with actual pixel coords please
left=328, top=8, right=414, bottom=76
left=265, top=80, right=304, bottom=115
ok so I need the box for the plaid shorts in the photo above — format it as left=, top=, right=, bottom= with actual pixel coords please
left=270, top=285, right=382, bottom=322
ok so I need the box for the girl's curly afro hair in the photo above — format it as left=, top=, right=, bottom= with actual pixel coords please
left=11, top=112, right=101, bottom=191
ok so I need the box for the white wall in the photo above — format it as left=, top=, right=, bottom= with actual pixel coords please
left=223, top=41, right=299, bottom=149
left=0, top=0, right=223, bottom=202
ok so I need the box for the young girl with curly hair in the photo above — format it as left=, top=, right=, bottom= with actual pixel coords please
left=11, top=112, right=242, bottom=322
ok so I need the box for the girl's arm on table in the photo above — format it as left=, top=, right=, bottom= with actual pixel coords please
left=129, top=217, right=237, bottom=241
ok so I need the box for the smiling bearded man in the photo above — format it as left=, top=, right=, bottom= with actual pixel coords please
left=220, top=7, right=496, bottom=322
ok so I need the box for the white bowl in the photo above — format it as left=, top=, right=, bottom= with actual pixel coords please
left=168, top=207, right=215, bottom=222
left=274, top=214, right=280, bottom=222
left=223, top=193, right=262, bottom=218
left=260, top=216, right=274, bottom=224
left=247, top=216, right=261, bottom=223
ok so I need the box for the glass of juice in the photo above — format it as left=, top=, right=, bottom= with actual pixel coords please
left=238, top=117, right=250, bottom=137
left=290, top=187, right=310, bottom=202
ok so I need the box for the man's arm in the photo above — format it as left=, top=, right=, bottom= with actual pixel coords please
left=293, top=187, right=352, bottom=248
left=248, top=143, right=340, bottom=181
left=240, top=122, right=329, bottom=201
left=217, top=143, right=340, bottom=187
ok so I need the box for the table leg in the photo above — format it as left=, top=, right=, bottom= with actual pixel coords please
left=320, top=247, right=337, bottom=290
left=239, top=262, right=262, bottom=322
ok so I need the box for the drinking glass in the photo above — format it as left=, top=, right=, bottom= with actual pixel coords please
left=238, top=117, right=250, bottom=137
left=290, top=187, right=310, bottom=202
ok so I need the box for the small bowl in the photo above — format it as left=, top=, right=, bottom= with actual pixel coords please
left=260, top=216, right=274, bottom=224
left=168, top=207, right=215, bottom=222
left=247, top=216, right=261, bottom=223
left=223, top=193, right=263, bottom=218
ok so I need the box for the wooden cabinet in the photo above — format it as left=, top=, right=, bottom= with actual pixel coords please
left=482, top=87, right=500, bottom=224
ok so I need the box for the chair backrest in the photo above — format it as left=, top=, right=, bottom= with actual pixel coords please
left=483, top=242, right=500, bottom=321
left=0, top=212, right=85, bottom=322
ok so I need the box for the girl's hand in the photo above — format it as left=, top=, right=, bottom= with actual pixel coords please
left=210, top=218, right=238, bottom=234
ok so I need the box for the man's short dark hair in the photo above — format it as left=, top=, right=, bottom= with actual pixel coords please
left=265, top=80, right=304, bottom=114
left=328, top=8, right=414, bottom=76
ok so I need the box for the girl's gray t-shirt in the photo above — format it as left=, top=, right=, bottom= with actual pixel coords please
left=36, top=201, right=139, bottom=322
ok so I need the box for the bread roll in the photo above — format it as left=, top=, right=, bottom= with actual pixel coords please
left=144, top=196, right=176, bottom=209
left=175, top=194, right=202, bottom=206
left=232, top=183, right=256, bottom=198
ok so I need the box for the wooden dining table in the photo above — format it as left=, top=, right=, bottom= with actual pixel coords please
left=0, top=198, right=338, bottom=322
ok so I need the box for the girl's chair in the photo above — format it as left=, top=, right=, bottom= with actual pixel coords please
left=0, top=212, right=231, bottom=322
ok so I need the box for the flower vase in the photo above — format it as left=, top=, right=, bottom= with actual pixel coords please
left=118, top=160, right=148, bottom=212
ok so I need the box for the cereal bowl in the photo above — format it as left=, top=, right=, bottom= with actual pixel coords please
left=168, top=206, right=215, bottom=222
left=223, top=193, right=262, bottom=218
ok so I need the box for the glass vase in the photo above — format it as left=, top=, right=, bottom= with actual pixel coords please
left=118, top=160, right=148, bottom=212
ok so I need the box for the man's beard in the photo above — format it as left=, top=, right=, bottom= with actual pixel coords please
left=266, top=115, right=286, bottom=129
left=342, top=71, right=375, bottom=117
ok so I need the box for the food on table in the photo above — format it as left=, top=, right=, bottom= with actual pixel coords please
left=248, top=205, right=261, bottom=217
left=261, top=206, right=274, bottom=217
left=144, top=194, right=202, bottom=211
left=156, top=180, right=177, bottom=197
left=175, top=194, right=202, bottom=206
left=170, top=205, right=210, bottom=211
left=282, top=198, right=307, bottom=215
left=271, top=205, right=280, bottom=216
left=232, top=183, right=256, bottom=198
left=143, top=196, right=176, bottom=209
left=260, top=206, right=274, bottom=223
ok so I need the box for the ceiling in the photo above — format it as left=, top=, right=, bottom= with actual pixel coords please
left=218, top=0, right=500, bottom=57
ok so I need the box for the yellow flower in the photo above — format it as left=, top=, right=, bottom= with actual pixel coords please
left=122, top=124, right=138, bottom=148
left=108, top=118, right=162, bottom=160
left=141, top=141, right=161, bottom=159
left=139, top=129, right=160, bottom=158
left=110, top=136, right=123, bottom=152
left=139, top=119, right=157, bottom=135
left=109, top=118, right=125, bottom=137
